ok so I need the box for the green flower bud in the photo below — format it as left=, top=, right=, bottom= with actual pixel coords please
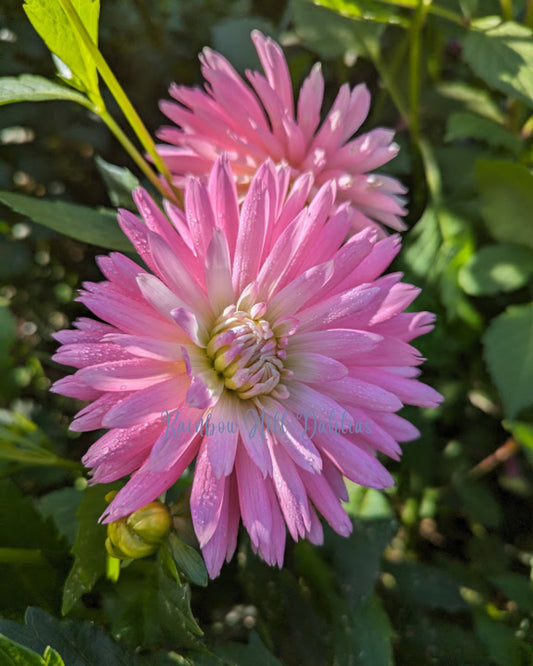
left=105, top=500, right=172, bottom=560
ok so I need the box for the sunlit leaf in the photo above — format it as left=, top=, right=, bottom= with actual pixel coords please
left=483, top=303, right=533, bottom=419
left=459, top=244, right=533, bottom=295
left=0, top=75, right=91, bottom=107
left=0, top=192, right=133, bottom=252
left=464, top=18, right=533, bottom=108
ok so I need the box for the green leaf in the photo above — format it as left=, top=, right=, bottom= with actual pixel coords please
left=307, top=0, right=409, bottom=27
left=0, top=607, right=141, bottom=666
left=454, top=481, right=503, bottom=528
left=62, top=484, right=116, bottom=615
left=445, top=112, right=522, bottom=152
left=490, top=573, right=533, bottom=612
left=463, top=18, right=533, bottom=107
left=387, top=562, right=467, bottom=611
left=459, top=244, right=533, bottom=295
left=166, top=533, right=208, bottom=588
left=475, top=160, right=533, bottom=250
left=328, top=519, right=396, bottom=608
left=36, top=488, right=84, bottom=547
left=0, top=191, right=133, bottom=252
left=292, top=0, right=384, bottom=59
left=95, top=156, right=139, bottom=209
left=435, top=82, right=505, bottom=123
left=42, top=646, right=65, bottom=666
left=23, top=0, right=100, bottom=97
left=0, top=480, right=65, bottom=614
left=0, top=635, right=44, bottom=666
left=474, top=611, right=522, bottom=666
left=0, top=75, right=91, bottom=107
left=104, top=565, right=203, bottom=650
left=483, top=303, right=533, bottom=419
left=215, top=632, right=282, bottom=666
left=333, top=594, right=394, bottom=666
left=502, top=419, right=533, bottom=449
left=0, top=306, right=16, bottom=361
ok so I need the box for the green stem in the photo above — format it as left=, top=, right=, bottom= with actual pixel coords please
left=408, top=0, right=432, bottom=143
left=100, top=111, right=174, bottom=201
left=57, top=0, right=181, bottom=204
left=500, top=0, right=514, bottom=21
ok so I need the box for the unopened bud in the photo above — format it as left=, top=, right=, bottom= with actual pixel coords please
left=105, top=500, right=172, bottom=560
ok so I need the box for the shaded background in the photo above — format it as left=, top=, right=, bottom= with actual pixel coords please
left=1, top=1, right=533, bottom=664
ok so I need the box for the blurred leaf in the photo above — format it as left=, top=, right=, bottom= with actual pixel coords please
left=455, top=481, right=503, bottom=528
left=388, top=562, right=466, bottom=611
left=483, top=303, right=533, bottom=419
left=0, top=607, right=140, bottom=665
left=502, top=420, right=533, bottom=449
left=309, top=0, right=408, bottom=27
left=166, top=533, right=208, bottom=588
left=23, top=0, right=100, bottom=97
left=0, top=192, right=133, bottom=252
left=333, top=594, right=393, bottom=666
left=0, top=307, right=16, bottom=361
left=212, top=17, right=276, bottom=72
left=292, top=0, right=384, bottom=58
left=474, top=611, right=522, bottom=666
left=490, top=573, right=533, bottom=612
left=445, top=112, right=522, bottom=152
left=435, top=82, right=505, bottom=123
left=215, top=632, right=282, bottom=666
left=0, top=240, right=32, bottom=280
left=36, top=488, right=84, bottom=547
left=459, top=244, right=533, bottom=295
left=0, top=479, right=65, bottom=614
left=0, top=75, right=91, bottom=107
left=95, top=156, right=139, bottom=209
left=476, top=160, right=533, bottom=250
left=0, top=634, right=46, bottom=666
left=464, top=18, right=533, bottom=108
left=62, top=484, right=114, bottom=615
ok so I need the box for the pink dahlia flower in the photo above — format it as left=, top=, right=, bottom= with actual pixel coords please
left=52, top=157, right=440, bottom=578
left=157, top=31, right=407, bottom=235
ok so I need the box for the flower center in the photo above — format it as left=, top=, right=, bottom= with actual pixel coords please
left=206, top=303, right=289, bottom=400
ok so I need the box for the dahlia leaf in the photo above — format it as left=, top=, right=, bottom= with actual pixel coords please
left=386, top=561, right=466, bottom=611
left=62, top=484, right=114, bottom=615
left=0, top=306, right=16, bottom=360
left=464, top=18, right=533, bottom=108
left=476, top=160, right=533, bottom=250
left=0, top=607, right=142, bottom=666
left=23, top=0, right=100, bottom=98
left=502, top=420, right=533, bottom=450
left=483, top=304, right=533, bottom=419
left=0, top=75, right=92, bottom=108
left=445, top=112, right=522, bottom=152
left=312, top=0, right=409, bottom=27
left=333, top=594, right=394, bottom=666
left=329, top=518, right=396, bottom=609
left=166, top=532, right=208, bottom=587
left=0, top=634, right=46, bottom=666
left=95, top=156, right=139, bottom=209
left=474, top=611, right=524, bottom=666
left=0, top=192, right=133, bottom=252
left=36, top=488, right=83, bottom=547
left=215, top=631, right=282, bottom=666
left=458, top=244, right=533, bottom=296
left=0, top=480, right=65, bottom=615
left=292, top=0, right=384, bottom=59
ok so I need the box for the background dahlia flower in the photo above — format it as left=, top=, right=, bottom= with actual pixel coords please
left=52, top=157, right=441, bottom=578
left=157, top=31, right=407, bottom=235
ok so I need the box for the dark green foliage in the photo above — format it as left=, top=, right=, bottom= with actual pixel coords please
left=1, top=0, right=533, bottom=664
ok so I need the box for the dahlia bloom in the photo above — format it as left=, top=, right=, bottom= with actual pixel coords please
left=157, top=31, right=407, bottom=235
left=52, top=157, right=440, bottom=578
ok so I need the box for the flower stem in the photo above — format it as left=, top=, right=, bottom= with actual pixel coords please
left=526, top=0, right=533, bottom=29
left=57, top=0, right=182, bottom=205
left=500, top=0, right=514, bottom=21
left=372, top=0, right=465, bottom=26
left=408, top=0, right=432, bottom=143
left=100, top=111, right=174, bottom=201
